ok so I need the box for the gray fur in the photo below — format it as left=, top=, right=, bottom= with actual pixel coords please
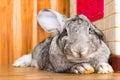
left=32, top=9, right=113, bottom=73
left=14, top=9, right=113, bottom=74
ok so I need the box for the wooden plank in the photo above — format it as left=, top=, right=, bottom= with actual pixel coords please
left=7, top=0, right=14, bottom=65
left=21, top=0, right=34, bottom=54
left=65, top=0, right=70, bottom=17
left=0, top=0, right=13, bottom=65
left=0, top=10, right=8, bottom=65
left=13, top=0, right=22, bottom=61
left=51, top=0, right=70, bottom=17
left=51, top=0, right=65, bottom=14
left=32, top=0, right=37, bottom=49
left=0, top=65, right=119, bottom=80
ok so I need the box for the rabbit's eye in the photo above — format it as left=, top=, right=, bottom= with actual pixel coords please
left=60, top=28, right=68, bottom=37
left=89, top=27, right=94, bottom=31
left=89, top=28, right=92, bottom=31
left=89, top=27, right=94, bottom=34
left=63, top=29, right=68, bottom=36
left=58, top=28, right=68, bottom=40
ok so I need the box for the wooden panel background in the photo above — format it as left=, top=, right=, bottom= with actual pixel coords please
left=0, top=0, right=70, bottom=65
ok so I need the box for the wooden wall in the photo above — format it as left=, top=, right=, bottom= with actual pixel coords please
left=0, top=0, right=70, bottom=65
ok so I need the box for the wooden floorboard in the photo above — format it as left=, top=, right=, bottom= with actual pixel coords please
left=0, top=65, right=120, bottom=80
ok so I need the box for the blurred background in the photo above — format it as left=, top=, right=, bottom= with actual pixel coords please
left=0, top=0, right=70, bottom=65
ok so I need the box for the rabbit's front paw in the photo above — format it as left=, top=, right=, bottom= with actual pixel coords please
left=96, top=63, right=114, bottom=73
left=71, top=63, right=94, bottom=74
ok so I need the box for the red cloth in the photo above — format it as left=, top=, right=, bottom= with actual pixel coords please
left=77, top=0, right=104, bottom=22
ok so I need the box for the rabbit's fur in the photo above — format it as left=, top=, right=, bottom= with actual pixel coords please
left=13, top=9, right=113, bottom=74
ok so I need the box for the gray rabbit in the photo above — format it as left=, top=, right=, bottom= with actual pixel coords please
left=13, top=9, right=113, bottom=74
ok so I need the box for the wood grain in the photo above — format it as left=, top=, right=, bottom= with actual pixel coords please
left=0, top=0, right=13, bottom=65
left=0, top=0, right=70, bottom=65
left=13, top=0, right=22, bottom=63
left=0, top=65, right=119, bottom=80
left=21, top=0, right=34, bottom=55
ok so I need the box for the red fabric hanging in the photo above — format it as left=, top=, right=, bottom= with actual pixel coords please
left=77, top=0, right=104, bottom=22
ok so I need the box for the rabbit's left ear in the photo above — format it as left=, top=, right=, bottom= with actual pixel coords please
left=37, top=9, right=67, bottom=34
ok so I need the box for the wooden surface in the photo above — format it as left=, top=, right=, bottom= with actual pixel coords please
left=0, top=0, right=70, bottom=65
left=0, top=65, right=120, bottom=80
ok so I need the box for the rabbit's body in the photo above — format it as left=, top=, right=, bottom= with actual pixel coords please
left=13, top=9, right=113, bottom=74
left=31, top=37, right=53, bottom=71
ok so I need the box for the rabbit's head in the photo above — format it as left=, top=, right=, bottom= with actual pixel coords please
left=37, top=9, right=104, bottom=59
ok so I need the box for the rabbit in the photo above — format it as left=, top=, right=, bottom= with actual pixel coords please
left=13, top=9, right=113, bottom=74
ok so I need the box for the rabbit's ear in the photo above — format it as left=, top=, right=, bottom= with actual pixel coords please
left=37, top=9, right=67, bottom=34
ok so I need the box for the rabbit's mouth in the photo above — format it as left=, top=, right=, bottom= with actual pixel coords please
left=71, top=48, right=82, bottom=58
left=66, top=48, right=90, bottom=63
left=66, top=49, right=90, bottom=63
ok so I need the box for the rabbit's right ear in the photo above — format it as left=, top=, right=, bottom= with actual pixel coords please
left=37, top=9, right=67, bottom=34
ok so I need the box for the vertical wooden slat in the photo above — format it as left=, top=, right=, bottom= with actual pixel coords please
left=0, top=8, right=8, bottom=65
left=50, top=0, right=70, bottom=17
left=0, top=0, right=13, bottom=65
left=21, top=0, right=28, bottom=55
left=65, top=0, right=70, bottom=17
left=7, top=0, right=14, bottom=64
left=21, top=0, right=34, bottom=55
left=32, top=0, right=37, bottom=49
left=51, top=0, right=65, bottom=14
left=0, top=0, right=8, bottom=65
left=13, top=0, right=22, bottom=60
